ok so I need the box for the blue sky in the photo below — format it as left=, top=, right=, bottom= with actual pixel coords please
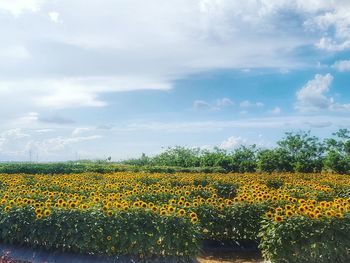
left=0, top=0, right=350, bottom=161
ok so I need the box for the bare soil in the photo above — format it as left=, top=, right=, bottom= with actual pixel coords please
left=197, top=250, right=264, bottom=263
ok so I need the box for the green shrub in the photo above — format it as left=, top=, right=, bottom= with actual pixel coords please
left=259, top=215, right=350, bottom=263
left=0, top=207, right=199, bottom=259
left=194, top=203, right=269, bottom=242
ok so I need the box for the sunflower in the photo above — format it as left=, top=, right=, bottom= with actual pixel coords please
left=274, top=215, right=283, bottom=222
left=107, top=210, right=113, bottom=217
left=285, top=210, right=294, bottom=217
left=190, top=217, right=198, bottom=224
left=177, top=209, right=186, bottom=217
left=43, top=209, right=51, bottom=216
left=335, top=212, right=343, bottom=218
left=189, top=212, right=197, bottom=218
left=285, top=205, right=292, bottom=210
left=35, top=208, right=42, bottom=214
left=265, top=212, right=273, bottom=218
left=275, top=207, right=283, bottom=213
left=325, top=210, right=333, bottom=217
left=36, top=213, right=43, bottom=220
left=167, top=206, right=175, bottom=213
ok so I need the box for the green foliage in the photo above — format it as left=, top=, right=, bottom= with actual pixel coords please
left=194, top=203, right=269, bottom=243
left=277, top=131, right=324, bottom=173
left=200, top=147, right=232, bottom=170
left=229, top=145, right=257, bottom=172
left=257, top=148, right=292, bottom=173
left=266, top=179, right=284, bottom=189
left=324, top=151, right=350, bottom=174
left=0, top=163, right=126, bottom=174
left=121, top=129, right=350, bottom=174
left=152, top=147, right=201, bottom=168
left=324, top=129, right=350, bottom=174
left=259, top=215, right=350, bottom=263
left=0, top=207, right=199, bottom=258
left=1, top=129, right=350, bottom=175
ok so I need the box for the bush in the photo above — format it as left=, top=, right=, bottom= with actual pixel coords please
left=0, top=207, right=199, bottom=259
left=323, top=151, right=350, bottom=174
left=194, top=203, right=269, bottom=243
left=259, top=215, right=350, bottom=263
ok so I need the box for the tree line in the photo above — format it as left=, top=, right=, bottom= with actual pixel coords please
left=122, top=129, right=350, bottom=174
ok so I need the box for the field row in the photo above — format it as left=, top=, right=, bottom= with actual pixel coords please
left=0, top=172, right=349, bottom=262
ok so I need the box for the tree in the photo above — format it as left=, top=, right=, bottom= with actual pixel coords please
left=257, top=148, right=292, bottom=173
left=152, top=146, right=201, bottom=167
left=199, top=147, right=231, bottom=170
left=277, top=131, right=324, bottom=172
left=230, top=145, right=257, bottom=172
left=324, top=129, right=350, bottom=174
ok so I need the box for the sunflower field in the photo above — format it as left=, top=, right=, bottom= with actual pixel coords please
left=0, top=172, right=349, bottom=262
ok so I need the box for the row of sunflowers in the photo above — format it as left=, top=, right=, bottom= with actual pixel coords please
left=0, top=172, right=349, bottom=262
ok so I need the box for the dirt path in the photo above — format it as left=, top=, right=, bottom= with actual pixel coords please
left=197, top=250, right=265, bottom=263
left=0, top=244, right=267, bottom=263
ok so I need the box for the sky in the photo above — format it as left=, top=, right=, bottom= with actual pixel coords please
left=0, top=0, right=350, bottom=161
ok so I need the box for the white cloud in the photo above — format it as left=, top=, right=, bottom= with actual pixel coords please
left=193, top=98, right=234, bottom=111
left=0, top=128, right=31, bottom=154
left=0, top=126, right=103, bottom=161
left=0, top=128, right=30, bottom=140
left=316, top=37, right=350, bottom=52
left=29, top=135, right=102, bottom=153
left=113, top=115, right=348, bottom=133
left=21, top=134, right=102, bottom=161
left=220, top=136, right=247, bottom=149
left=0, top=77, right=171, bottom=110
left=296, top=73, right=332, bottom=111
left=220, top=136, right=247, bottom=150
left=0, top=0, right=44, bottom=16
left=0, top=0, right=331, bottom=113
left=48, top=11, right=61, bottom=23
left=0, top=1, right=349, bottom=161
left=13, top=112, right=39, bottom=126
left=72, top=127, right=92, bottom=136
left=35, top=129, right=54, bottom=133
left=38, top=115, right=75, bottom=125
left=296, top=73, right=350, bottom=112
left=303, top=121, right=332, bottom=128
left=329, top=102, right=350, bottom=112
left=216, top=98, right=234, bottom=107
left=240, top=100, right=264, bottom=108
left=193, top=100, right=212, bottom=110
left=36, top=87, right=106, bottom=109
left=332, top=60, right=350, bottom=72
left=279, top=68, right=290, bottom=74
left=220, top=134, right=272, bottom=150
left=0, top=0, right=348, bottom=113
left=303, top=2, right=350, bottom=51
left=269, top=107, right=281, bottom=114
left=0, top=46, right=30, bottom=60
left=11, top=112, right=75, bottom=128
